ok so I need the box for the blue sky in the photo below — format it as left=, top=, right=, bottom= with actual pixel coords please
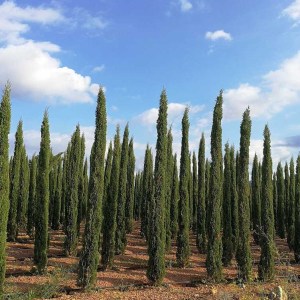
left=1, top=0, right=300, bottom=168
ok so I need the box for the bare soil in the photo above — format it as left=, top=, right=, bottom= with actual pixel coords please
left=4, top=222, right=300, bottom=299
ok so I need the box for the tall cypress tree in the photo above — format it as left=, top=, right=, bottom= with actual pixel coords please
left=78, top=88, right=107, bottom=288
left=276, top=162, right=286, bottom=239
left=294, top=155, right=300, bottom=262
left=52, top=158, right=62, bottom=230
left=0, top=84, right=11, bottom=294
left=258, top=125, right=275, bottom=281
left=273, top=172, right=278, bottom=234
left=7, top=120, right=24, bottom=241
left=205, top=159, right=210, bottom=233
left=176, top=108, right=190, bottom=267
left=60, top=154, right=67, bottom=226
left=165, top=128, right=174, bottom=251
left=103, top=142, right=113, bottom=216
left=236, top=107, right=252, bottom=281
left=252, top=154, right=261, bottom=244
left=287, top=158, right=295, bottom=250
left=115, top=124, right=129, bottom=255
left=284, top=163, right=290, bottom=236
left=27, top=155, right=37, bottom=237
left=197, top=133, right=206, bottom=253
left=192, top=152, right=198, bottom=233
left=147, top=89, right=168, bottom=285
left=34, top=111, right=51, bottom=274
left=125, top=138, right=136, bottom=233
left=222, top=143, right=233, bottom=266
left=101, top=127, right=121, bottom=269
left=170, top=154, right=179, bottom=239
left=206, top=91, right=223, bottom=281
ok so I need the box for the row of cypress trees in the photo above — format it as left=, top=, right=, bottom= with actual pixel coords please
left=1, top=85, right=300, bottom=295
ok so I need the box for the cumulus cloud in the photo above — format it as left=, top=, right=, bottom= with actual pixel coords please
left=223, top=51, right=300, bottom=120
left=0, top=1, right=102, bottom=104
left=205, top=30, right=232, bottom=41
left=282, top=0, right=300, bottom=24
left=178, top=0, right=193, bottom=12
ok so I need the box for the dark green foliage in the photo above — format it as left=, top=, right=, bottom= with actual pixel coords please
left=258, top=125, right=275, bottom=281
left=205, top=159, right=210, bottom=233
left=60, top=155, right=67, bottom=226
left=102, top=127, right=121, bottom=269
left=176, top=108, right=190, bottom=268
left=206, top=91, right=223, bottom=281
left=134, top=171, right=142, bottom=220
left=125, top=138, right=136, bottom=233
left=188, top=153, right=193, bottom=229
left=64, top=126, right=82, bottom=256
left=252, top=154, right=261, bottom=245
left=196, top=133, right=206, bottom=253
left=165, top=128, right=174, bottom=252
left=7, top=120, right=24, bottom=241
left=0, top=84, right=11, bottom=294
left=34, top=111, right=51, bottom=274
left=222, top=143, right=233, bottom=266
left=78, top=88, right=107, bottom=288
left=170, top=154, right=179, bottom=239
left=103, top=142, right=113, bottom=217
left=294, top=155, right=300, bottom=262
left=284, top=163, right=289, bottom=237
left=273, top=172, right=278, bottom=233
left=52, top=158, right=62, bottom=230
left=287, top=158, right=295, bottom=250
left=192, top=152, right=198, bottom=233
left=230, top=146, right=238, bottom=254
left=115, top=124, right=130, bottom=255
left=147, top=89, right=168, bottom=285
left=81, top=158, right=89, bottom=221
left=27, top=155, right=37, bottom=236
left=276, top=162, right=285, bottom=238
left=236, top=107, right=252, bottom=281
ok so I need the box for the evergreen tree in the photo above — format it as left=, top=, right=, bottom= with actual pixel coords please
left=81, top=158, right=89, bottom=221
left=176, top=108, right=190, bottom=267
left=60, top=154, right=67, bottom=226
left=78, top=88, right=107, bottom=288
left=101, top=127, right=121, bottom=269
left=0, top=84, right=11, bottom=294
left=103, top=142, right=113, bottom=216
left=258, top=125, right=275, bottom=281
left=273, top=172, right=278, bottom=233
left=7, top=120, right=24, bottom=241
left=27, top=155, right=37, bottom=236
left=115, top=124, right=129, bottom=255
left=252, top=154, right=261, bottom=244
left=287, top=158, right=295, bottom=250
left=205, top=159, right=210, bottom=233
left=197, top=133, right=206, bottom=253
left=165, top=128, right=174, bottom=251
left=147, top=89, right=168, bottom=285
left=284, top=163, right=290, bottom=236
left=222, top=143, right=233, bottom=266
left=134, top=171, right=142, bottom=221
left=276, top=162, right=285, bottom=238
left=206, top=91, right=223, bottom=281
left=192, top=152, right=198, bottom=233
left=170, top=154, right=179, bottom=239
left=294, top=155, right=300, bottom=262
left=125, top=138, right=136, bottom=233
left=52, top=158, right=62, bottom=230
left=34, top=111, right=51, bottom=274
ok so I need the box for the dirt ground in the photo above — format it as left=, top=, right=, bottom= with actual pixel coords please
left=4, top=222, right=300, bottom=299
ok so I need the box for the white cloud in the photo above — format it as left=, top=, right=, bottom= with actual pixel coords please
left=223, top=51, right=300, bottom=120
left=92, top=65, right=105, bottom=73
left=178, top=0, right=193, bottom=12
left=72, top=7, right=107, bottom=30
left=282, top=0, right=300, bottom=24
left=205, top=30, right=232, bottom=41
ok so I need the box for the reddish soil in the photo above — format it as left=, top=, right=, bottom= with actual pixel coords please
left=4, top=222, right=300, bottom=299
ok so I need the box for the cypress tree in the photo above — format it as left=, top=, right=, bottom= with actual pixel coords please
left=27, top=155, right=37, bottom=237
left=205, top=159, right=210, bottom=233
left=64, top=125, right=81, bottom=256
left=252, top=154, right=261, bottom=244
left=115, top=124, right=129, bottom=255
left=176, top=108, right=190, bottom=267
left=81, top=158, right=88, bottom=221
left=0, top=84, right=11, bottom=294
left=52, top=158, right=62, bottom=230
left=34, top=111, right=51, bottom=274
left=258, top=125, right=275, bottom=281
left=284, top=163, right=290, bottom=233
left=192, top=152, right=198, bottom=233
left=78, top=88, right=107, bottom=288
left=188, top=153, right=193, bottom=228
left=197, top=133, right=206, bottom=253
left=206, top=91, right=223, bottom=281
left=125, top=138, right=136, bottom=233
left=236, top=107, right=252, bottom=281
left=60, top=154, right=67, bottom=226
left=147, top=89, right=168, bottom=285
left=294, top=155, right=300, bottom=262
left=287, top=158, right=295, bottom=250
left=222, top=143, right=233, bottom=266
left=276, top=162, right=286, bottom=238
left=230, top=146, right=239, bottom=254
left=7, top=120, right=24, bottom=241
left=170, top=154, right=179, bottom=239
left=165, top=128, right=174, bottom=251
left=134, top=171, right=142, bottom=221
left=273, top=172, right=278, bottom=234
left=101, top=127, right=121, bottom=269
left=103, top=141, right=113, bottom=217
